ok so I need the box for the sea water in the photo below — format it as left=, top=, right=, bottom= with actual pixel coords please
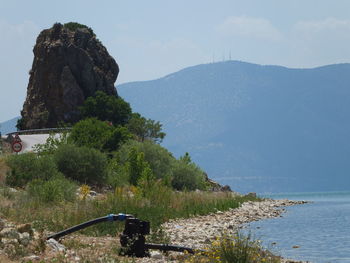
left=244, top=191, right=350, bottom=263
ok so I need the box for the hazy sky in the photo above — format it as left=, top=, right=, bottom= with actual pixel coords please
left=1, top=0, right=350, bottom=122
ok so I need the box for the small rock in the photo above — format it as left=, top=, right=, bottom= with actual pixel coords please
left=8, top=188, right=18, bottom=193
left=47, top=238, right=66, bottom=252
left=1, top=238, right=19, bottom=245
left=0, top=219, right=5, bottom=230
left=246, top=192, right=257, bottom=198
left=0, top=228, right=20, bottom=239
left=292, top=245, right=300, bottom=248
left=89, top=190, right=97, bottom=196
left=150, top=251, right=163, bottom=259
left=19, top=232, right=31, bottom=246
left=24, top=255, right=41, bottom=261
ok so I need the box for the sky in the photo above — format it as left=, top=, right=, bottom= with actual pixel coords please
left=1, top=0, right=350, bottom=122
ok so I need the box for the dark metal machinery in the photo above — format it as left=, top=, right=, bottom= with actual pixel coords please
left=47, top=213, right=196, bottom=257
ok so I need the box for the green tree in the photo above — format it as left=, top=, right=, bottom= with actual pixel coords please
left=69, top=118, right=131, bottom=152
left=16, top=117, right=24, bottom=130
left=127, top=113, right=166, bottom=143
left=80, top=91, right=132, bottom=126
left=126, top=148, right=151, bottom=185
left=179, top=152, right=192, bottom=164
left=63, top=22, right=94, bottom=35
left=117, top=140, right=174, bottom=181
left=171, top=153, right=207, bottom=191
left=33, top=132, right=69, bottom=155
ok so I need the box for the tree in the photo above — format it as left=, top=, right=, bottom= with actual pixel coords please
left=16, top=117, right=24, bottom=130
left=116, top=140, right=174, bottom=181
left=171, top=152, right=207, bottom=191
left=179, top=152, right=191, bottom=164
left=126, top=148, right=151, bottom=185
left=127, top=113, right=166, bottom=143
left=69, top=118, right=131, bottom=152
left=80, top=91, right=132, bottom=126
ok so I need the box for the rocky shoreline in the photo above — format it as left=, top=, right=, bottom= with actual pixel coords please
left=0, top=199, right=309, bottom=262
left=137, top=198, right=309, bottom=263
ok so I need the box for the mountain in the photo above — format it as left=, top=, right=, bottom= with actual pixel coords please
left=118, top=61, right=350, bottom=193
left=0, top=117, right=19, bottom=135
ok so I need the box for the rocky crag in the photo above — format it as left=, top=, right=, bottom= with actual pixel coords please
left=20, top=22, right=119, bottom=129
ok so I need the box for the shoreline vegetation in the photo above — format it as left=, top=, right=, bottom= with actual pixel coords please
left=0, top=172, right=308, bottom=262
left=1, top=150, right=307, bottom=263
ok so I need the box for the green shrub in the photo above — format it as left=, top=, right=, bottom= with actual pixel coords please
left=54, top=144, right=108, bottom=184
left=126, top=148, right=150, bottom=185
left=115, top=141, right=207, bottom=190
left=6, top=153, right=60, bottom=187
left=80, top=91, right=132, bottom=126
left=33, top=132, right=69, bottom=155
left=171, top=159, right=207, bottom=191
left=63, top=22, right=94, bottom=35
left=106, top=160, right=129, bottom=188
left=104, top=126, right=131, bottom=152
left=117, top=140, right=174, bottom=181
left=69, top=118, right=131, bottom=152
left=127, top=113, right=166, bottom=143
left=185, top=233, right=281, bottom=263
left=27, top=175, right=77, bottom=203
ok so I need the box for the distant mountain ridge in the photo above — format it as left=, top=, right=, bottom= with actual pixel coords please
left=0, top=117, right=19, bottom=135
left=118, top=61, right=350, bottom=193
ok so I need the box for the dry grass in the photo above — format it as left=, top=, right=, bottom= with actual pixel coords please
left=0, top=155, right=9, bottom=185
left=183, top=233, right=281, bottom=263
left=1, top=185, right=260, bottom=238
left=0, top=255, right=17, bottom=263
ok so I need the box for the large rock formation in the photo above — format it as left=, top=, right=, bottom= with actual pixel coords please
left=20, top=22, right=119, bottom=129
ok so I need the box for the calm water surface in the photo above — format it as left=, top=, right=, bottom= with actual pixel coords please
left=244, top=192, right=350, bottom=263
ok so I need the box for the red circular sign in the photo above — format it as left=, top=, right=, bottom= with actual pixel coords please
left=12, top=142, right=22, bottom=153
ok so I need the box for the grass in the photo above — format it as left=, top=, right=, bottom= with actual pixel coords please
left=0, top=182, right=260, bottom=237
left=0, top=155, right=9, bottom=186
left=183, top=233, right=281, bottom=263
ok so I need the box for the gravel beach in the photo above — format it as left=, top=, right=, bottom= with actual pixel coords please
left=137, top=199, right=308, bottom=263
left=0, top=199, right=308, bottom=262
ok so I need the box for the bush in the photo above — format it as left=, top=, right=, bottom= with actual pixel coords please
left=69, top=118, right=131, bottom=152
left=33, top=132, right=69, bottom=155
left=115, top=141, right=207, bottom=190
left=127, top=113, right=166, bottom=143
left=6, top=153, right=60, bottom=188
left=80, top=91, right=132, bottom=126
left=54, top=144, right=108, bottom=184
left=171, top=159, right=207, bottom=191
left=116, top=140, right=174, bottom=181
left=27, top=175, right=77, bottom=203
left=185, top=233, right=281, bottom=263
left=63, top=22, right=94, bottom=35
left=106, top=160, right=129, bottom=188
